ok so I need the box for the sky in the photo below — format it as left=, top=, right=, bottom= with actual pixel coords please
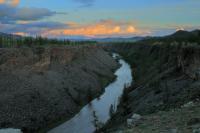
left=0, top=0, right=200, bottom=38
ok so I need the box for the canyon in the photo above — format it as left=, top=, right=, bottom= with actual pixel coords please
left=0, top=46, right=118, bottom=132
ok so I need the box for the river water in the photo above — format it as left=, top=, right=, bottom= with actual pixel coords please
left=48, top=54, right=133, bottom=133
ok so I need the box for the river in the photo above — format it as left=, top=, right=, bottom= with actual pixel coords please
left=48, top=54, right=133, bottom=133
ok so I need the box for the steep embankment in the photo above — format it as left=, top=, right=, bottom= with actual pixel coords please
left=0, top=46, right=118, bottom=132
left=101, top=30, right=200, bottom=132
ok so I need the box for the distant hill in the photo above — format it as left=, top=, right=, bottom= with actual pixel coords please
left=91, top=36, right=146, bottom=43
left=137, top=30, right=200, bottom=44
left=164, top=29, right=200, bottom=42
left=93, top=29, right=200, bottom=44
left=169, top=30, right=191, bottom=38
left=1, top=29, right=200, bottom=44
left=191, top=29, right=200, bottom=36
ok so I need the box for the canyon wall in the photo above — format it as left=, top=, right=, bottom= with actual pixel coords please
left=101, top=34, right=200, bottom=132
left=0, top=46, right=118, bottom=132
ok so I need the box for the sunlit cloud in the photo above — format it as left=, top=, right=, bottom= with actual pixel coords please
left=0, top=0, right=4, bottom=4
left=13, top=32, right=27, bottom=36
left=176, top=27, right=185, bottom=31
left=16, top=20, right=31, bottom=24
left=41, top=20, right=150, bottom=38
left=0, top=0, right=19, bottom=6
left=127, top=26, right=136, bottom=33
left=0, top=0, right=200, bottom=38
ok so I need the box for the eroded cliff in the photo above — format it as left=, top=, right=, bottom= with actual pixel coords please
left=0, top=46, right=118, bottom=132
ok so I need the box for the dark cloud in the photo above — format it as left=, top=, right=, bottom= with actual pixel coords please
left=22, top=21, right=68, bottom=29
left=0, top=4, right=57, bottom=23
left=73, top=0, right=95, bottom=7
left=13, top=7, right=56, bottom=21
left=0, top=21, right=68, bottom=35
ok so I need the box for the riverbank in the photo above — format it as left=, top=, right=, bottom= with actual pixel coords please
left=0, top=46, right=118, bottom=132
left=100, top=30, right=200, bottom=132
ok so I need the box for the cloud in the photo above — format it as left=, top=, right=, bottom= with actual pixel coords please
left=0, top=0, right=19, bottom=6
left=0, top=4, right=57, bottom=24
left=0, top=21, right=68, bottom=35
left=73, top=0, right=95, bottom=7
left=127, top=26, right=136, bottom=33
left=13, top=7, right=57, bottom=21
left=6, top=18, right=197, bottom=38
left=0, top=1, right=150, bottom=38
left=41, top=19, right=150, bottom=38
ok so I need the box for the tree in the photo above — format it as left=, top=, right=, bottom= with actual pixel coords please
left=0, top=36, right=3, bottom=48
left=121, top=86, right=131, bottom=116
left=109, top=104, right=115, bottom=118
left=92, top=111, right=103, bottom=131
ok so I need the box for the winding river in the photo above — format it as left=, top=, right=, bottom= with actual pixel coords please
left=48, top=54, right=133, bottom=133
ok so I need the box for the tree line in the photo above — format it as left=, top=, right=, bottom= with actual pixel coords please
left=0, top=35, right=97, bottom=48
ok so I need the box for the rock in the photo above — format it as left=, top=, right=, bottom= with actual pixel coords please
left=131, top=113, right=142, bottom=120
left=182, top=101, right=195, bottom=108
left=0, top=128, right=22, bottom=133
left=127, top=113, right=142, bottom=127
left=193, top=128, right=200, bottom=133
left=127, top=119, right=134, bottom=127
left=169, top=129, right=178, bottom=133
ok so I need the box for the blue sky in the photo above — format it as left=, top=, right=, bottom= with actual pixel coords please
left=0, top=0, right=199, bottom=38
